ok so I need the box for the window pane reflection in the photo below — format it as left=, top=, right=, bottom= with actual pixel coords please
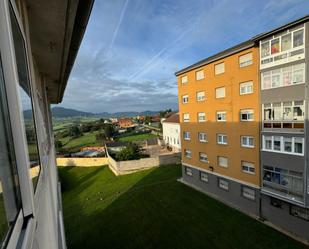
left=0, top=56, right=21, bottom=247
left=9, top=6, right=41, bottom=188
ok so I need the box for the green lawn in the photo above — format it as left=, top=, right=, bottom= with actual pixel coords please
left=59, top=165, right=307, bottom=249
left=60, top=132, right=101, bottom=152
left=117, top=133, right=157, bottom=142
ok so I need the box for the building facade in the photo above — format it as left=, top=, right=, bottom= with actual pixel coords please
left=162, top=113, right=181, bottom=151
left=176, top=15, right=309, bottom=243
left=0, top=0, right=93, bottom=248
left=253, top=17, right=309, bottom=242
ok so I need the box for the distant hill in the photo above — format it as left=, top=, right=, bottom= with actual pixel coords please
left=24, top=107, right=163, bottom=119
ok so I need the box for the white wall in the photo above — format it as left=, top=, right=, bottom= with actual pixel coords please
left=162, top=122, right=181, bottom=151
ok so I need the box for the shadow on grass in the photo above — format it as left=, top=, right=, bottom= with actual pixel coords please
left=59, top=165, right=308, bottom=249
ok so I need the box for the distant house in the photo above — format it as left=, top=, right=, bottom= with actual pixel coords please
left=151, top=115, right=161, bottom=123
left=118, top=118, right=134, bottom=128
left=162, top=113, right=181, bottom=152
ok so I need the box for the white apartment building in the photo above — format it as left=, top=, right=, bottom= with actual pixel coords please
left=162, top=113, right=181, bottom=151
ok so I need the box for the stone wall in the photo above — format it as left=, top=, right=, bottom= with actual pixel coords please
left=56, top=157, right=108, bottom=167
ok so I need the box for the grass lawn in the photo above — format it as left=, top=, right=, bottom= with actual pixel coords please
left=117, top=133, right=157, bottom=142
left=59, top=165, right=307, bottom=249
left=60, top=132, right=101, bottom=152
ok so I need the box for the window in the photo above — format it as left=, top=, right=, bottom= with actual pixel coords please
left=198, top=112, right=206, bottom=122
left=262, top=101, right=304, bottom=121
left=183, top=131, right=190, bottom=141
left=183, top=113, right=189, bottom=122
left=239, top=53, right=253, bottom=67
left=216, top=111, right=226, bottom=122
left=218, top=156, right=228, bottom=168
left=199, top=152, right=208, bottom=163
left=240, top=109, right=254, bottom=121
left=261, top=63, right=305, bottom=89
left=181, top=75, right=188, bottom=84
left=184, top=149, right=192, bottom=158
left=198, top=132, right=207, bottom=142
left=185, top=167, right=192, bottom=176
left=242, top=187, right=256, bottom=201
left=241, top=136, right=254, bottom=148
left=242, top=161, right=255, bottom=174
left=215, top=87, right=225, bottom=98
left=293, top=29, right=304, bottom=48
left=196, top=91, right=205, bottom=101
left=182, top=95, right=189, bottom=104
left=281, top=33, right=291, bottom=51
left=196, top=70, right=205, bottom=80
left=261, top=41, right=270, bottom=58
left=290, top=205, right=309, bottom=221
left=271, top=38, right=280, bottom=54
left=262, top=135, right=304, bottom=155
left=263, top=166, right=303, bottom=202
left=200, top=172, right=209, bottom=182
left=218, top=179, right=229, bottom=190
left=10, top=6, right=41, bottom=188
left=215, top=62, right=225, bottom=75
left=217, top=134, right=227, bottom=145
left=0, top=56, right=22, bottom=244
left=240, top=81, right=253, bottom=95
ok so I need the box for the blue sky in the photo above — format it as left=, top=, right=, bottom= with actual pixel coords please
left=59, top=0, right=309, bottom=113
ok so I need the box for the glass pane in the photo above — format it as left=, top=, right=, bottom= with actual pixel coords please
left=9, top=7, right=41, bottom=188
left=261, top=42, right=270, bottom=58
left=271, top=38, right=280, bottom=54
left=293, top=29, right=304, bottom=47
left=281, top=34, right=291, bottom=51
left=0, top=56, right=21, bottom=246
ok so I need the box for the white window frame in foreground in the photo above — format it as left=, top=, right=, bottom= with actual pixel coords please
left=241, top=136, right=254, bottom=148
left=239, top=52, right=253, bottom=68
left=242, top=186, right=256, bottom=201
left=183, top=113, right=190, bottom=122
left=240, top=81, right=253, bottom=95
left=185, top=166, right=192, bottom=176
left=199, top=152, right=209, bottom=163
left=216, top=111, right=226, bottom=122
left=198, top=132, right=207, bottom=142
left=196, top=70, right=205, bottom=81
left=200, top=171, right=209, bottom=182
left=261, top=63, right=305, bottom=90
left=241, top=161, right=255, bottom=175
left=262, top=101, right=305, bottom=121
left=196, top=91, right=205, bottom=102
left=217, top=134, right=227, bottom=145
left=198, top=112, right=206, bottom=122
left=218, top=178, right=229, bottom=191
left=262, top=135, right=304, bottom=156
left=240, top=109, right=254, bottom=121
left=184, top=149, right=192, bottom=158
left=215, top=87, right=226, bottom=98
left=181, top=75, right=188, bottom=84
left=217, top=156, right=228, bottom=168
left=215, top=62, right=225, bottom=75
left=182, top=94, right=189, bottom=104
left=183, top=131, right=190, bottom=141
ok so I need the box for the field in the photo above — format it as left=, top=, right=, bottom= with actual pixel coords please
left=59, top=132, right=102, bottom=152
left=59, top=165, right=306, bottom=249
left=117, top=133, right=157, bottom=142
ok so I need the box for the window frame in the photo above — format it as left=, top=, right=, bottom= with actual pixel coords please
left=215, top=62, right=225, bottom=75
left=217, top=156, right=228, bottom=168
left=182, top=94, right=189, bottom=104
left=185, top=166, right=193, bottom=176
left=184, top=149, right=192, bottom=158
left=197, top=112, right=206, bottom=122
left=196, top=91, right=205, bottom=102
left=239, top=81, right=253, bottom=95
left=216, top=111, right=226, bottom=122
left=183, top=113, right=190, bottom=122
left=181, top=75, right=188, bottom=84
left=217, top=133, right=227, bottom=145
left=215, top=87, right=226, bottom=99
left=241, top=186, right=256, bottom=201
left=199, top=152, right=209, bottom=163
left=200, top=171, right=209, bottom=182
left=241, top=161, right=255, bottom=175
left=195, top=69, right=205, bottom=81
left=240, top=109, right=254, bottom=121
left=241, top=135, right=254, bottom=148
left=198, top=132, right=207, bottom=143
left=218, top=178, right=229, bottom=191
left=0, top=0, right=36, bottom=246
left=183, top=131, right=190, bottom=141
left=239, top=52, right=253, bottom=68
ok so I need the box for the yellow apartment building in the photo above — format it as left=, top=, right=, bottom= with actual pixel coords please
left=176, top=41, right=261, bottom=215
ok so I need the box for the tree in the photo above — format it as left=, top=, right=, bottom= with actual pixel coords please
left=95, top=132, right=106, bottom=143
left=104, top=124, right=115, bottom=139
left=70, top=125, right=82, bottom=138
left=144, top=116, right=151, bottom=125
left=115, top=143, right=141, bottom=161
left=55, top=140, right=63, bottom=150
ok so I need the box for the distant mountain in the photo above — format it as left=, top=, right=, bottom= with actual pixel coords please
left=24, top=107, right=163, bottom=119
